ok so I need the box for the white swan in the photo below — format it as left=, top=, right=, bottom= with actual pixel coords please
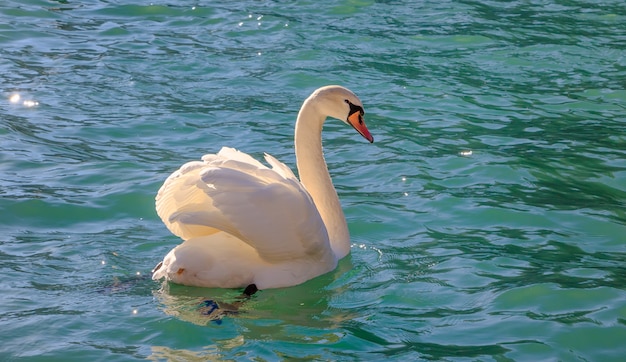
left=152, top=85, right=373, bottom=289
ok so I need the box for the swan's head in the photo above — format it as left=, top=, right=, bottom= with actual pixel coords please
left=311, top=85, right=374, bottom=143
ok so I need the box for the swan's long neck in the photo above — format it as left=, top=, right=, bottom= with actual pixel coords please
left=294, top=98, right=350, bottom=259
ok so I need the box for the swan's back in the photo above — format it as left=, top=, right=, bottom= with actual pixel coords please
left=155, top=147, right=335, bottom=263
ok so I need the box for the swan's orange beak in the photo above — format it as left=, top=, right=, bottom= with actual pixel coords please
left=348, top=111, right=374, bottom=143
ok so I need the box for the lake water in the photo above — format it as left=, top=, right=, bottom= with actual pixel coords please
left=1, top=0, right=625, bottom=361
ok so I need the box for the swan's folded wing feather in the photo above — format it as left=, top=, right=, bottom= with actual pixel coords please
left=264, top=153, right=297, bottom=180
left=213, top=146, right=267, bottom=169
left=156, top=149, right=333, bottom=263
left=198, top=166, right=333, bottom=262
left=156, top=161, right=222, bottom=240
left=157, top=148, right=267, bottom=240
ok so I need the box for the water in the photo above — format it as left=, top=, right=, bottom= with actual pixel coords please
left=1, top=0, right=625, bottom=360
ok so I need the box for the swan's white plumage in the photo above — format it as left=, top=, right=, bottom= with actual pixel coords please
left=152, top=85, right=372, bottom=289
left=156, top=146, right=331, bottom=262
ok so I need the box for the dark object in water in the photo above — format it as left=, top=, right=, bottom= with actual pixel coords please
left=197, top=284, right=258, bottom=324
left=243, top=283, right=258, bottom=297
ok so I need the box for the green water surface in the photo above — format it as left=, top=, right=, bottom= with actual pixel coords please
left=1, top=0, right=625, bottom=361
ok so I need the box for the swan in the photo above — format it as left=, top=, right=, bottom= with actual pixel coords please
left=152, top=85, right=373, bottom=289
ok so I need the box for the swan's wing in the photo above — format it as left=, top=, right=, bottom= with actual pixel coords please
left=156, top=147, right=332, bottom=262
left=264, top=153, right=297, bottom=180
left=212, top=146, right=266, bottom=169
left=156, top=161, right=223, bottom=240
left=156, top=147, right=267, bottom=240
left=156, top=147, right=268, bottom=240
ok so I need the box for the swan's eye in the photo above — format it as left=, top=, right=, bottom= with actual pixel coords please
left=347, top=101, right=364, bottom=117
left=344, top=99, right=350, bottom=104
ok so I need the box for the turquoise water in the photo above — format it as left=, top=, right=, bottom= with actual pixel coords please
left=1, top=0, right=625, bottom=360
